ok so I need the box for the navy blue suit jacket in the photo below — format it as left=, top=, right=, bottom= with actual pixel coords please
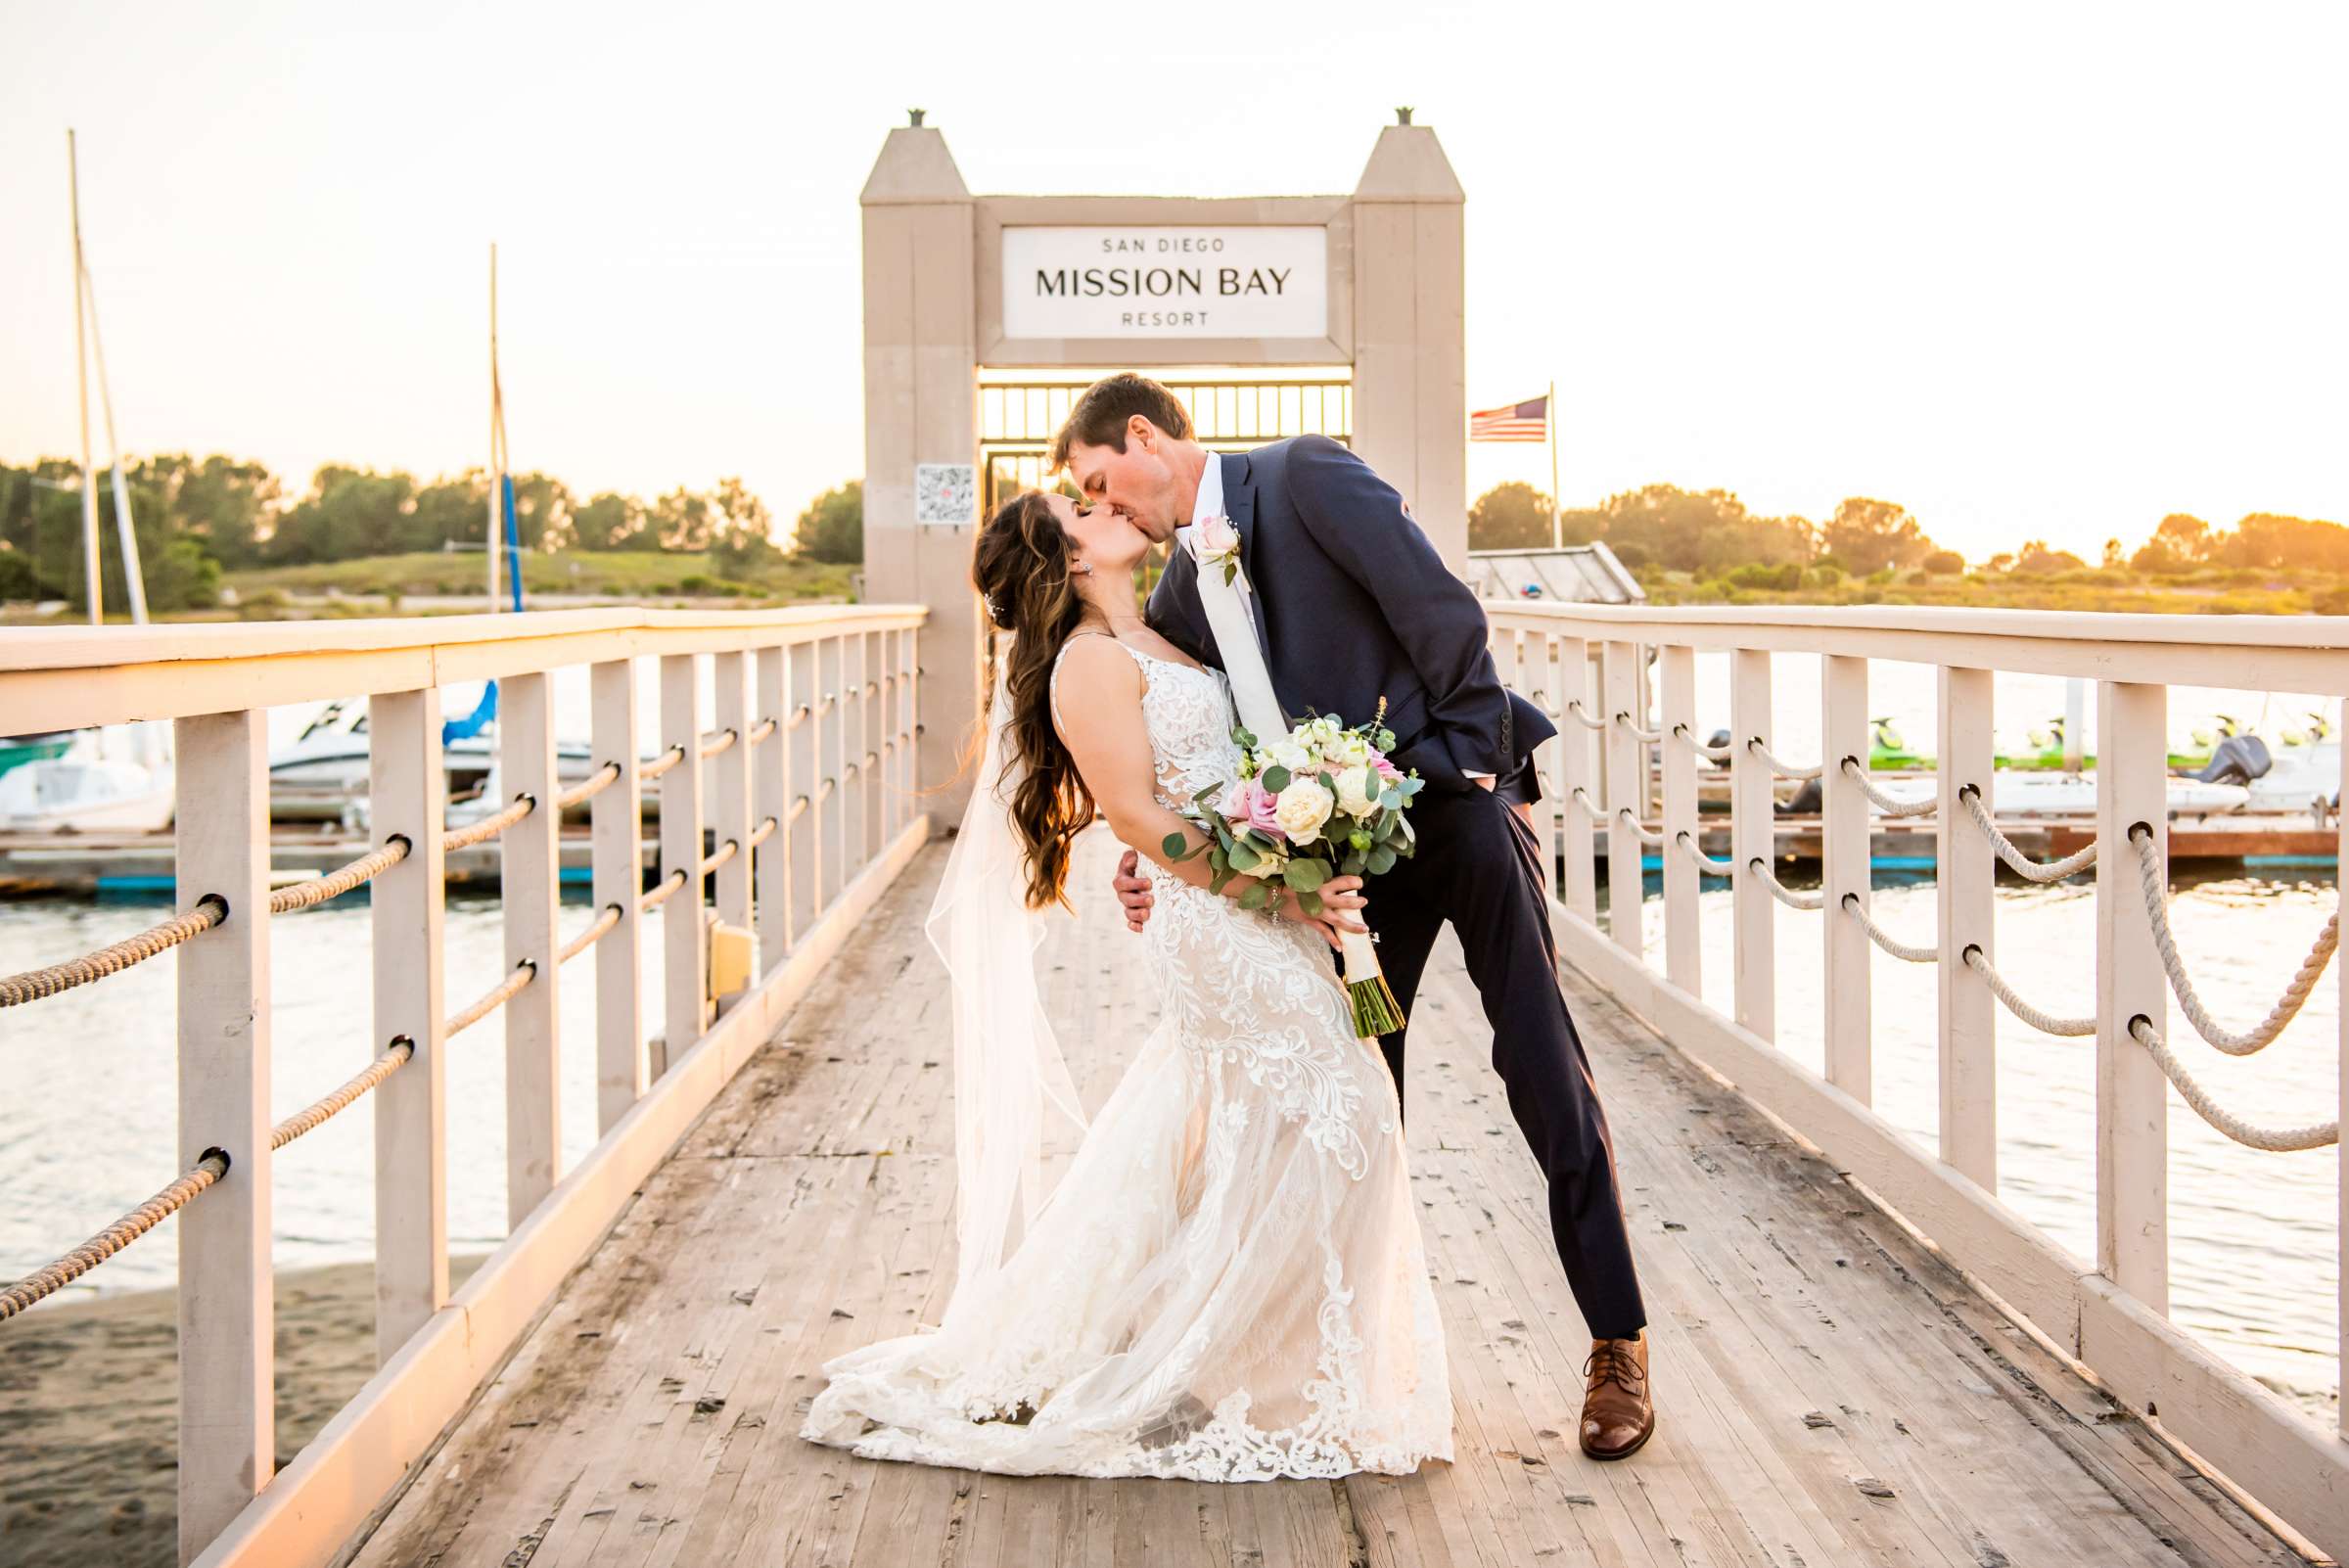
left=1145, top=437, right=1554, bottom=795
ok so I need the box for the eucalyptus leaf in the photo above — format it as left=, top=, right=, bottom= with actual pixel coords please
left=1367, top=845, right=1396, bottom=875
left=1262, top=764, right=1291, bottom=794
left=1238, top=880, right=1270, bottom=911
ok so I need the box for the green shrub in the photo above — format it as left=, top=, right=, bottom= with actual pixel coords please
left=1920, top=550, right=1963, bottom=576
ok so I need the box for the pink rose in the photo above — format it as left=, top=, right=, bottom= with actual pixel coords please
left=1222, top=777, right=1284, bottom=840
left=1189, top=513, right=1241, bottom=562
left=1372, top=754, right=1403, bottom=784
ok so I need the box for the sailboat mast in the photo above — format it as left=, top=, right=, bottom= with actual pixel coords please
left=79, top=243, right=148, bottom=623
left=486, top=243, right=502, bottom=612
left=68, top=130, right=101, bottom=625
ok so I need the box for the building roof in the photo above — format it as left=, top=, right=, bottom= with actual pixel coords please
left=1465, top=541, right=1645, bottom=605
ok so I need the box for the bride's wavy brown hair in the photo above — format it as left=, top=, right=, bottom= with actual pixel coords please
left=971, top=490, right=1099, bottom=911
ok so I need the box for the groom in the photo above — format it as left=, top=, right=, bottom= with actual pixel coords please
left=1052, top=374, right=1656, bottom=1461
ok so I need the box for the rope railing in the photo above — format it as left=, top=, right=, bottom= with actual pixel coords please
left=1672, top=722, right=1733, bottom=761
left=1958, top=787, right=2097, bottom=883
left=2127, top=1016, right=2338, bottom=1152
left=272, top=1039, right=413, bottom=1150
left=1841, top=757, right=1937, bottom=817
left=557, top=761, right=622, bottom=810
left=786, top=702, right=813, bottom=730
left=270, top=836, right=411, bottom=914
left=701, top=840, right=739, bottom=877
left=0, top=896, right=226, bottom=1007
left=1563, top=700, right=1608, bottom=733
left=559, top=903, right=622, bottom=964
left=1961, top=945, right=2096, bottom=1036
left=640, top=745, right=686, bottom=783
left=787, top=794, right=810, bottom=825
left=1615, top=713, right=1663, bottom=744
left=2128, top=825, right=2337, bottom=1055
left=1748, top=739, right=1822, bottom=781
left=700, top=728, right=738, bottom=760
left=749, top=814, right=778, bottom=850
left=0, top=1151, right=229, bottom=1319
left=446, top=960, right=535, bottom=1038
left=444, top=793, right=536, bottom=853
left=1751, top=858, right=1824, bottom=910
left=1676, top=831, right=1734, bottom=876
left=1842, top=893, right=1938, bottom=962
left=1617, top=809, right=1664, bottom=847
left=641, top=867, right=689, bottom=912
left=1567, top=787, right=1605, bottom=820
left=747, top=715, right=777, bottom=746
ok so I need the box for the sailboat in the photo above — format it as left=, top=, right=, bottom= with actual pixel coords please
left=0, top=131, right=175, bottom=835
left=266, top=244, right=603, bottom=825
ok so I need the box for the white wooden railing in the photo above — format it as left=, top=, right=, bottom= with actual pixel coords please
left=1488, top=602, right=2349, bottom=1557
left=0, top=606, right=930, bottom=1567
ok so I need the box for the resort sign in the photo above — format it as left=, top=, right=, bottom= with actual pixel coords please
left=1000, top=226, right=1329, bottom=341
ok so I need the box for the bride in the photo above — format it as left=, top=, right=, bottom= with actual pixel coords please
left=799, top=489, right=1451, bottom=1480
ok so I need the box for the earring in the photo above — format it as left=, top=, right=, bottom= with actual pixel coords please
left=1073, top=560, right=1094, bottom=576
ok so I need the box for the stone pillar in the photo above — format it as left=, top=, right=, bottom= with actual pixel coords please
left=861, top=121, right=979, bottom=826
left=1350, top=122, right=1467, bottom=572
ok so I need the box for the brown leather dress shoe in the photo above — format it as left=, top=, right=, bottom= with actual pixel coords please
left=1580, top=1333, right=1655, bottom=1459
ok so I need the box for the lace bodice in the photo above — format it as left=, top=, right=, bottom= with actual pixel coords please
left=1050, top=633, right=1243, bottom=813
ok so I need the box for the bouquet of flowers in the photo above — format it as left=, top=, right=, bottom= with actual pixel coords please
left=1162, top=702, right=1424, bottom=1038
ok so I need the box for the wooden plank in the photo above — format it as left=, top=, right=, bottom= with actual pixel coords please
left=659, top=653, right=707, bottom=1080
left=1658, top=643, right=1700, bottom=996
left=1601, top=640, right=1642, bottom=955
left=2096, top=681, right=2169, bottom=1311
left=1936, top=665, right=1997, bottom=1189
left=1819, top=654, right=1870, bottom=1104
left=593, top=657, right=647, bottom=1133
left=502, top=669, right=563, bottom=1225
left=369, top=688, right=447, bottom=1362
left=174, top=710, right=274, bottom=1565
left=1728, top=649, right=1773, bottom=1041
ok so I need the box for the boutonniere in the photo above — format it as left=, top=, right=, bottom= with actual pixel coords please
left=1188, top=514, right=1242, bottom=586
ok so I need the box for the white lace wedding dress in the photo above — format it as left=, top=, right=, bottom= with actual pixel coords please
left=799, top=635, right=1451, bottom=1480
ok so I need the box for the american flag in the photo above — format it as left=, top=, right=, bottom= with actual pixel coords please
left=1469, top=395, right=1548, bottom=442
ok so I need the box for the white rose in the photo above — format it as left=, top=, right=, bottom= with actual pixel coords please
left=1267, top=741, right=1313, bottom=774
left=1332, top=764, right=1377, bottom=817
left=1273, top=779, right=1335, bottom=845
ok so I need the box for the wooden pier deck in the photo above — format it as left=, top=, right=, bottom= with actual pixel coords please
left=346, top=832, right=2304, bottom=1568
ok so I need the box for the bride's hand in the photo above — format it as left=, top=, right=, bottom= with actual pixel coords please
left=1271, top=874, right=1368, bottom=950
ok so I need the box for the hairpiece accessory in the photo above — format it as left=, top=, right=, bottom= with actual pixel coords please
left=982, top=591, right=1002, bottom=623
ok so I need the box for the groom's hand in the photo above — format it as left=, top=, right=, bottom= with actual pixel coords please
left=1114, top=849, right=1154, bottom=932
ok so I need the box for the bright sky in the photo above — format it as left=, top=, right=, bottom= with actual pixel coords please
left=3, top=1, right=2341, bottom=561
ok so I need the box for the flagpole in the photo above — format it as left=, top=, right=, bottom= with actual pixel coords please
left=1546, top=379, right=1560, bottom=551
left=486, top=243, right=502, bottom=613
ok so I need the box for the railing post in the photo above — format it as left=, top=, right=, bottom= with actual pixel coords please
left=2096, top=679, right=2169, bottom=1312
left=1659, top=643, right=1700, bottom=994
left=788, top=639, right=819, bottom=944
left=817, top=636, right=846, bottom=910
left=897, top=625, right=919, bottom=835
left=370, top=688, right=446, bottom=1363
left=712, top=650, right=754, bottom=940
left=1534, top=634, right=1565, bottom=905
left=1729, top=648, right=1774, bottom=1041
left=861, top=629, right=883, bottom=860
left=659, top=653, right=707, bottom=1076
left=1937, top=666, right=1998, bottom=1188
left=756, top=644, right=789, bottom=974
left=845, top=633, right=870, bottom=869
left=500, top=670, right=561, bottom=1228
left=590, top=659, right=644, bottom=1133
left=174, top=710, right=272, bottom=1565
left=1601, top=640, right=1643, bottom=954
left=1821, top=654, right=1872, bottom=1104
left=2338, top=698, right=2348, bottom=1439
left=1557, top=636, right=1598, bottom=924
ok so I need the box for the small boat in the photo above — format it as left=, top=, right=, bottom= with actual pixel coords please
left=0, top=723, right=174, bottom=832
left=269, top=693, right=604, bottom=822
left=1870, top=770, right=2250, bottom=818
left=0, top=732, right=78, bottom=780
left=1868, top=716, right=1930, bottom=771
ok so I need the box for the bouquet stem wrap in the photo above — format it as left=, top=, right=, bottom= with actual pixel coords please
left=1337, top=900, right=1405, bottom=1038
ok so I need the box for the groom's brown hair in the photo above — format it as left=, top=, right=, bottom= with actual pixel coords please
left=1047, top=373, right=1193, bottom=470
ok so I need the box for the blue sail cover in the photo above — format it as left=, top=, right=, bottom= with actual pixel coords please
left=441, top=478, right=526, bottom=744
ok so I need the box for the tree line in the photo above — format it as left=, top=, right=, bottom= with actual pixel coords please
left=1467, top=481, right=2347, bottom=582
left=0, top=454, right=862, bottom=610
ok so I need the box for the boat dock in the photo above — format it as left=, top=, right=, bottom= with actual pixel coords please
left=4, top=605, right=2347, bottom=1568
